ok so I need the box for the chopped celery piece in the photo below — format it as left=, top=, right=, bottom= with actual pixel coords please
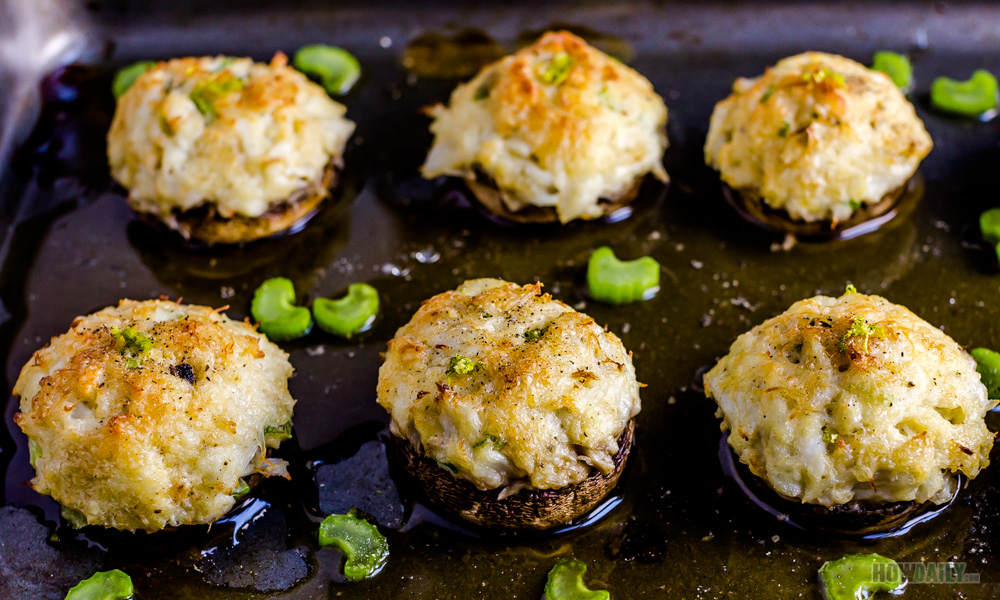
left=318, top=510, right=389, bottom=581
left=871, top=51, right=913, bottom=92
left=313, top=283, right=379, bottom=338
left=232, top=480, right=251, bottom=500
left=110, top=326, right=154, bottom=355
left=930, top=70, right=998, bottom=117
left=446, top=355, right=482, bottom=377
left=264, top=421, right=294, bottom=440
left=65, top=569, right=133, bottom=600
left=28, top=438, right=41, bottom=469
left=980, top=208, right=1000, bottom=266
left=803, top=66, right=844, bottom=88
left=293, top=45, right=362, bottom=96
left=524, top=328, right=546, bottom=341
left=61, top=506, right=88, bottom=529
left=189, top=72, right=244, bottom=122
left=538, top=52, right=574, bottom=86
left=112, top=61, right=156, bottom=98
left=818, top=554, right=903, bottom=600
left=472, top=434, right=504, bottom=449
left=980, top=208, right=1000, bottom=245
left=544, top=560, right=610, bottom=600
left=971, top=348, right=1000, bottom=399
left=586, top=246, right=660, bottom=304
left=838, top=316, right=885, bottom=353
left=251, top=277, right=313, bottom=341
left=821, top=426, right=839, bottom=444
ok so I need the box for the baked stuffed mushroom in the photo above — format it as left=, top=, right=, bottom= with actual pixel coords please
left=704, top=288, right=994, bottom=534
left=422, top=31, right=669, bottom=224
left=377, top=279, right=640, bottom=530
left=705, top=52, right=932, bottom=237
left=14, top=300, right=296, bottom=532
left=107, top=54, right=355, bottom=244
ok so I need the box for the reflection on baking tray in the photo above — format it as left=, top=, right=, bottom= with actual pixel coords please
left=127, top=177, right=356, bottom=297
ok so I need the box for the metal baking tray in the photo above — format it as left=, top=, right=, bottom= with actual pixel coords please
left=2, top=1, right=999, bottom=598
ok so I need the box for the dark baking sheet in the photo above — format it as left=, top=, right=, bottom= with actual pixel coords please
left=3, top=1, right=1000, bottom=598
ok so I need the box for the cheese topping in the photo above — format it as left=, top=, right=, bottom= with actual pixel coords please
left=378, top=279, right=640, bottom=493
left=423, top=31, right=668, bottom=222
left=705, top=52, right=932, bottom=223
left=14, top=300, right=295, bottom=531
left=107, top=54, right=355, bottom=223
left=705, top=292, right=994, bottom=506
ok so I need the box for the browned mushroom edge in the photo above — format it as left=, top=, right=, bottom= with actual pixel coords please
left=722, top=173, right=923, bottom=242
left=719, top=435, right=960, bottom=539
left=389, top=419, right=634, bottom=532
left=131, top=158, right=341, bottom=245
left=465, top=170, right=644, bottom=225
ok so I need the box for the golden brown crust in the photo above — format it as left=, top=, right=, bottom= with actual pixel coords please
left=109, top=54, right=355, bottom=229
left=392, top=420, right=633, bottom=531
left=165, top=160, right=338, bottom=244
left=704, top=52, right=932, bottom=224
left=422, top=30, right=668, bottom=223
left=377, top=279, right=641, bottom=492
left=705, top=291, right=994, bottom=508
left=13, top=300, right=295, bottom=532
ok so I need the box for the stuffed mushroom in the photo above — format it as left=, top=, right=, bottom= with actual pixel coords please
left=705, top=52, right=932, bottom=237
left=377, top=279, right=640, bottom=530
left=107, top=54, right=355, bottom=244
left=704, top=288, right=994, bottom=534
left=14, top=300, right=296, bottom=532
left=422, top=31, right=669, bottom=224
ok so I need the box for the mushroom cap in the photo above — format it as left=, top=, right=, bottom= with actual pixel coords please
left=391, top=420, right=633, bottom=531
left=465, top=170, right=641, bottom=224
left=164, top=159, right=339, bottom=244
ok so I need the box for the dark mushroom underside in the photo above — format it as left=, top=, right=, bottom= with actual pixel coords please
left=136, top=159, right=341, bottom=245
left=391, top=419, right=634, bottom=531
left=722, top=174, right=923, bottom=242
left=720, top=437, right=960, bottom=538
left=465, top=171, right=643, bottom=224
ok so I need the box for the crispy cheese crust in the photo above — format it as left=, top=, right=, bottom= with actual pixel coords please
left=705, top=52, right=932, bottom=224
left=422, top=31, right=668, bottom=223
left=107, top=54, right=355, bottom=235
left=705, top=291, right=994, bottom=507
left=377, top=279, right=641, bottom=493
left=14, top=300, right=295, bottom=532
